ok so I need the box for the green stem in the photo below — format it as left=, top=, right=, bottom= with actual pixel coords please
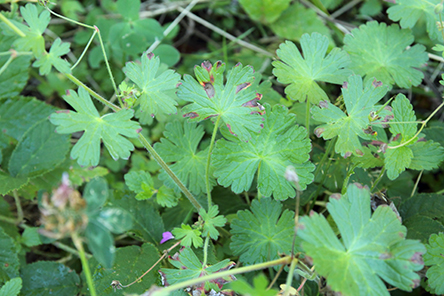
left=138, top=134, right=202, bottom=211
left=283, top=258, right=298, bottom=296
left=71, top=30, right=97, bottom=71
left=206, top=116, right=221, bottom=208
left=341, top=163, right=358, bottom=194
left=202, top=236, right=210, bottom=268
left=0, top=54, right=14, bottom=76
left=0, top=214, right=17, bottom=224
left=0, top=13, right=26, bottom=37
left=305, top=100, right=310, bottom=135
left=72, top=232, right=97, bottom=296
left=313, top=138, right=336, bottom=181
left=156, top=256, right=293, bottom=295
left=52, top=241, right=91, bottom=259
left=370, top=167, right=385, bottom=192
left=12, top=190, right=23, bottom=224
left=95, top=26, right=119, bottom=99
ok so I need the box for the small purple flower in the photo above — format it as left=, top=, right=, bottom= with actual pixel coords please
left=160, top=231, right=174, bottom=244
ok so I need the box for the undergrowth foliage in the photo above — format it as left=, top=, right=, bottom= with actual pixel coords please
left=1, top=0, right=444, bottom=296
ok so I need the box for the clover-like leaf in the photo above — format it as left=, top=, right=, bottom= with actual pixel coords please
left=230, top=197, right=296, bottom=265
left=178, top=61, right=264, bottom=142
left=32, top=38, right=71, bottom=75
left=213, top=104, right=314, bottom=200
left=50, top=87, right=141, bottom=167
left=387, top=0, right=442, bottom=41
left=238, top=0, right=291, bottom=23
left=154, top=121, right=215, bottom=195
left=272, top=33, right=351, bottom=104
left=172, top=224, right=203, bottom=248
left=14, top=4, right=50, bottom=55
left=424, top=233, right=444, bottom=294
left=199, top=205, right=226, bottom=240
left=312, top=75, right=388, bottom=156
left=123, top=52, right=181, bottom=118
left=344, top=21, right=428, bottom=89
left=160, top=247, right=235, bottom=293
left=298, top=183, right=426, bottom=296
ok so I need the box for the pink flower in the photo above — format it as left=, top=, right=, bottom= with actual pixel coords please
left=160, top=231, right=174, bottom=244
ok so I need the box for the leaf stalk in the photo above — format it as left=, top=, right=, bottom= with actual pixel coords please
left=205, top=115, right=221, bottom=208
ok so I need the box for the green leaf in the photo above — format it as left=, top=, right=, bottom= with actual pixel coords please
left=49, top=87, right=141, bottom=167
left=109, top=194, right=165, bottom=244
left=0, top=278, right=22, bottom=296
left=117, top=0, right=140, bottom=20
left=297, top=183, right=425, bottom=296
left=124, top=171, right=155, bottom=200
left=230, top=273, right=278, bottom=296
left=85, top=220, right=115, bottom=269
left=387, top=0, right=442, bottom=41
left=0, top=172, right=29, bottom=196
left=352, top=146, right=384, bottom=169
left=83, top=177, right=108, bottom=213
left=312, top=75, right=388, bottom=156
left=343, top=21, right=428, bottom=88
left=272, top=33, right=351, bottom=104
left=8, top=119, right=70, bottom=178
left=123, top=52, right=181, bottom=118
left=408, top=140, right=444, bottom=170
left=20, top=261, right=80, bottom=296
left=0, top=227, right=19, bottom=282
left=32, top=38, right=71, bottom=75
left=238, top=0, right=291, bottom=23
left=389, top=94, right=417, bottom=142
left=154, top=121, right=214, bottom=195
left=21, top=227, right=42, bottom=247
left=199, top=205, right=226, bottom=240
left=385, top=145, right=413, bottom=180
left=214, top=104, right=314, bottom=200
left=152, top=44, right=181, bottom=67
left=84, top=243, right=160, bottom=295
left=178, top=61, right=264, bottom=142
left=230, top=197, right=296, bottom=265
left=156, top=185, right=179, bottom=208
left=397, top=193, right=444, bottom=242
left=15, top=4, right=50, bottom=55
left=0, top=97, right=56, bottom=141
left=424, top=233, right=444, bottom=294
left=172, top=224, right=203, bottom=248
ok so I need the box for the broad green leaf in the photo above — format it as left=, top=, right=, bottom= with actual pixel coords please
left=123, top=52, right=181, bottom=118
left=109, top=194, right=165, bottom=244
left=423, top=125, right=444, bottom=147
left=270, top=3, right=333, bottom=44
left=199, top=205, right=226, bottom=240
left=96, top=207, right=133, bottom=234
left=84, top=243, right=160, bottom=295
left=15, top=4, right=49, bottom=55
left=424, top=233, right=444, bottom=294
left=409, top=140, right=444, bottom=170
left=49, top=87, right=141, bottom=167
left=172, top=224, right=203, bottom=248
left=20, top=261, right=80, bottom=296
left=124, top=171, right=155, bottom=200
left=178, top=61, right=264, bottom=142
left=154, top=121, right=214, bottom=195
left=238, top=0, right=291, bottom=23
left=343, top=21, right=428, bottom=88
left=160, top=248, right=235, bottom=291
left=0, top=227, right=19, bottom=282
left=352, top=146, right=384, bottom=169
left=230, top=198, right=296, bottom=265
left=298, top=183, right=425, bottom=296
left=156, top=185, right=179, bottom=208
left=0, top=278, right=22, bottom=296
left=32, top=38, right=71, bottom=75
left=397, top=193, right=444, bottom=242
left=21, top=227, right=42, bottom=247
left=85, top=220, right=115, bottom=269
left=272, top=33, right=350, bottom=104
left=8, top=119, right=70, bottom=178
left=385, top=145, right=413, bottom=180
left=152, top=44, right=181, bottom=67
left=117, top=0, right=140, bottom=20
left=312, top=75, right=388, bottom=156
left=230, top=273, right=278, bottom=296
left=389, top=94, right=417, bottom=142
left=0, top=172, right=29, bottom=196
left=214, top=104, right=313, bottom=200
left=387, top=0, right=442, bottom=41
left=84, top=177, right=108, bottom=213
left=0, top=97, right=56, bottom=141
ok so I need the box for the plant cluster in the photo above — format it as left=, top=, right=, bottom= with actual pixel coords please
left=1, top=0, right=444, bottom=296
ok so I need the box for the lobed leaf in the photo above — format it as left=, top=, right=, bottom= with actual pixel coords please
left=199, top=205, right=226, bottom=240
left=32, top=38, right=71, bottom=75
left=0, top=278, right=22, bottom=296
left=424, top=233, right=444, bottom=294
left=172, top=224, right=203, bottom=248
left=124, top=171, right=155, bottom=200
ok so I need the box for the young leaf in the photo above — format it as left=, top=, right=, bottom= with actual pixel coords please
left=199, top=205, right=226, bottom=240
left=154, top=121, right=215, bottom=195
left=297, top=183, right=425, bottom=296
left=344, top=21, right=428, bottom=88
left=272, top=33, right=351, bottom=104
left=49, top=87, right=141, bottom=167
left=0, top=278, right=22, bottom=296
left=424, top=233, right=444, bottom=294
left=230, top=198, right=296, bottom=265
left=123, top=52, right=181, bottom=118
left=172, top=224, right=203, bottom=248
left=238, top=0, right=291, bottom=23
left=213, top=104, right=314, bottom=200
left=312, top=75, right=388, bottom=156
left=15, top=4, right=50, bottom=55
left=20, top=261, right=80, bottom=296
left=32, top=38, right=71, bottom=75
left=124, top=171, right=155, bottom=200
left=387, top=0, right=442, bottom=41
left=178, top=61, right=264, bottom=142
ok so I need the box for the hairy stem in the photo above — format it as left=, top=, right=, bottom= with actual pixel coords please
left=202, top=236, right=210, bottom=268
left=206, top=116, right=221, bottom=207
left=71, top=232, right=97, bottom=296
left=371, top=167, right=386, bottom=192
left=283, top=258, right=298, bottom=296
left=12, top=190, right=23, bottom=224
left=341, top=163, right=358, bottom=194
left=305, top=100, right=310, bottom=135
